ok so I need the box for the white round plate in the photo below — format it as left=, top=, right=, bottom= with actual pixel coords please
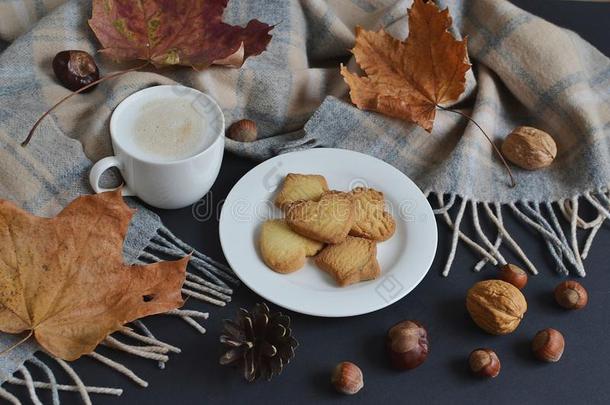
left=219, top=148, right=437, bottom=317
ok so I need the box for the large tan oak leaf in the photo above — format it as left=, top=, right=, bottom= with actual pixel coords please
left=341, top=0, right=470, bottom=132
left=0, top=190, right=188, bottom=361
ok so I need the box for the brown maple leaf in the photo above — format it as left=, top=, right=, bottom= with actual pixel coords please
left=341, top=0, right=470, bottom=132
left=0, top=190, right=188, bottom=361
left=88, top=0, right=273, bottom=69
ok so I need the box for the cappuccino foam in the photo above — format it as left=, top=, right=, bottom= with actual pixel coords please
left=129, top=98, right=210, bottom=162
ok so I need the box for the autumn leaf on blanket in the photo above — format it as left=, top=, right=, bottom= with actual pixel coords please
left=341, top=0, right=470, bottom=132
left=0, top=190, right=188, bottom=361
left=88, top=0, right=273, bottom=69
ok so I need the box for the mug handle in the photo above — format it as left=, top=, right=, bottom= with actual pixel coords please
left=89, top=156, right=135, bottom=196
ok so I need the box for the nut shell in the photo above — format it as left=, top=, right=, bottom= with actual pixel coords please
left=469, top=348, right=501, bottom=378
left=532, top=328, right=565, bottom=362
left=331, top=362, right=363, bottom=395
left=501, top=126, right=557, bottom=170
left=227, top=119, right=257, bottom=142
left=554, top=280, right=588, bottom=309
left=466, top=280, right=527, bottom=335
left=386, top=320, right=429, bottom=370
left=498, top=264, right=528, bottom=289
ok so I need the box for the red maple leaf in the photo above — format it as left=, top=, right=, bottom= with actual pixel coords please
left=89, top=0, right=273, bottom=69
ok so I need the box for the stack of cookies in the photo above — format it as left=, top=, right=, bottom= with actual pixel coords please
left=259, top=173, right=396, bottom=287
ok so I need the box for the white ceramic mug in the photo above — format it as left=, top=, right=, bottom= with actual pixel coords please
left=89, top=85, right=225, bottom=209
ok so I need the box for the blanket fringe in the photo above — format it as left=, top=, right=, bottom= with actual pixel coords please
left=0, top=387, right=21, bottom=404
left=430, top=188, right=609, bottom=276
left=474, top=203, right=505, bottom=271
left=17, top=366, right=41, bottom=405
left=1, top=226, right=234, bottom=403
left=151, top=226, right=239, bottom=287
left=431, top=194, right=499, bottom=269
left=88, top=352, right=148, bottom=388
left=6, top=354, right=124, bottom=405
left=2, top=318, right=191, bottom=404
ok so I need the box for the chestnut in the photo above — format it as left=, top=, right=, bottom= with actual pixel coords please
left=468, top=348, right=500, bottom=378
left=386, top=320, right=429, bottom=370
left=331, top=361, right=363, bottom=395
left=554, top=280, right=588, bottom=310
left=498, top=263, right=528, bottom=289
left=52, top=50, right=100, bottom=92
left=532, top=328, right=565, bottom=362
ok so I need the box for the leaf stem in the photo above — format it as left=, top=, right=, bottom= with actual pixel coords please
left=0, top=330, right=34, bottom=356
left=21, top=61, right=150, bottom=147
left=437, top=105, right=516, bottom=188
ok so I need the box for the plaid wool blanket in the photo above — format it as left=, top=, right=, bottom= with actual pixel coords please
left=1, top=0, right=609, bottom=403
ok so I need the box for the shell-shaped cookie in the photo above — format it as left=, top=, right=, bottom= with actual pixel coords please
left=286, top=191, right=354, bottom=244
left=274, top=173, right=329, bottom=210
left=315, top=236, right=380, bottom=287
left=260, top=219, right=324, bottom=274
left=349, top=187, right=395, bottom=241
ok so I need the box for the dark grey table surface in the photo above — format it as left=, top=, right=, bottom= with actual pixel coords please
left=8, top=1, right=610, bottom=404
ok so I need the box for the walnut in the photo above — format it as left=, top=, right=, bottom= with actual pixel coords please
left=501, top=126, right=557, bottom=170
left=466, top=280, right=527, bottom=335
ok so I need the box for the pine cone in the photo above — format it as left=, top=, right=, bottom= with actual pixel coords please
left=219, top=303, right=298, bottom=382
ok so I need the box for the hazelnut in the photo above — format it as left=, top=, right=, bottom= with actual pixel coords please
left=469, top=348, right=501, bottom=378
left=386, top=320, right=429, bottom=370
left=498, top=264, right=528, bottom=289
left=532, top=328, right=565, bottom=362
left=52, top=50, right=100, bottom=92
left=331, top=361, right=363, bottom=395
left=554, top=280, right=588, bottom=310
left=227, top=119, right=257, bottom=142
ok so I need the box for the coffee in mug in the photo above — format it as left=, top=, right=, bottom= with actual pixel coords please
left=127, top=98, right=213, bottom=162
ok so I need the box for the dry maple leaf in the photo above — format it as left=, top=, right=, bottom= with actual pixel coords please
left=341, top=0, right=470, bottom=132
left=0, top=190, right=188, bottom=361
left=88, top=0, right=273, bottom=69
